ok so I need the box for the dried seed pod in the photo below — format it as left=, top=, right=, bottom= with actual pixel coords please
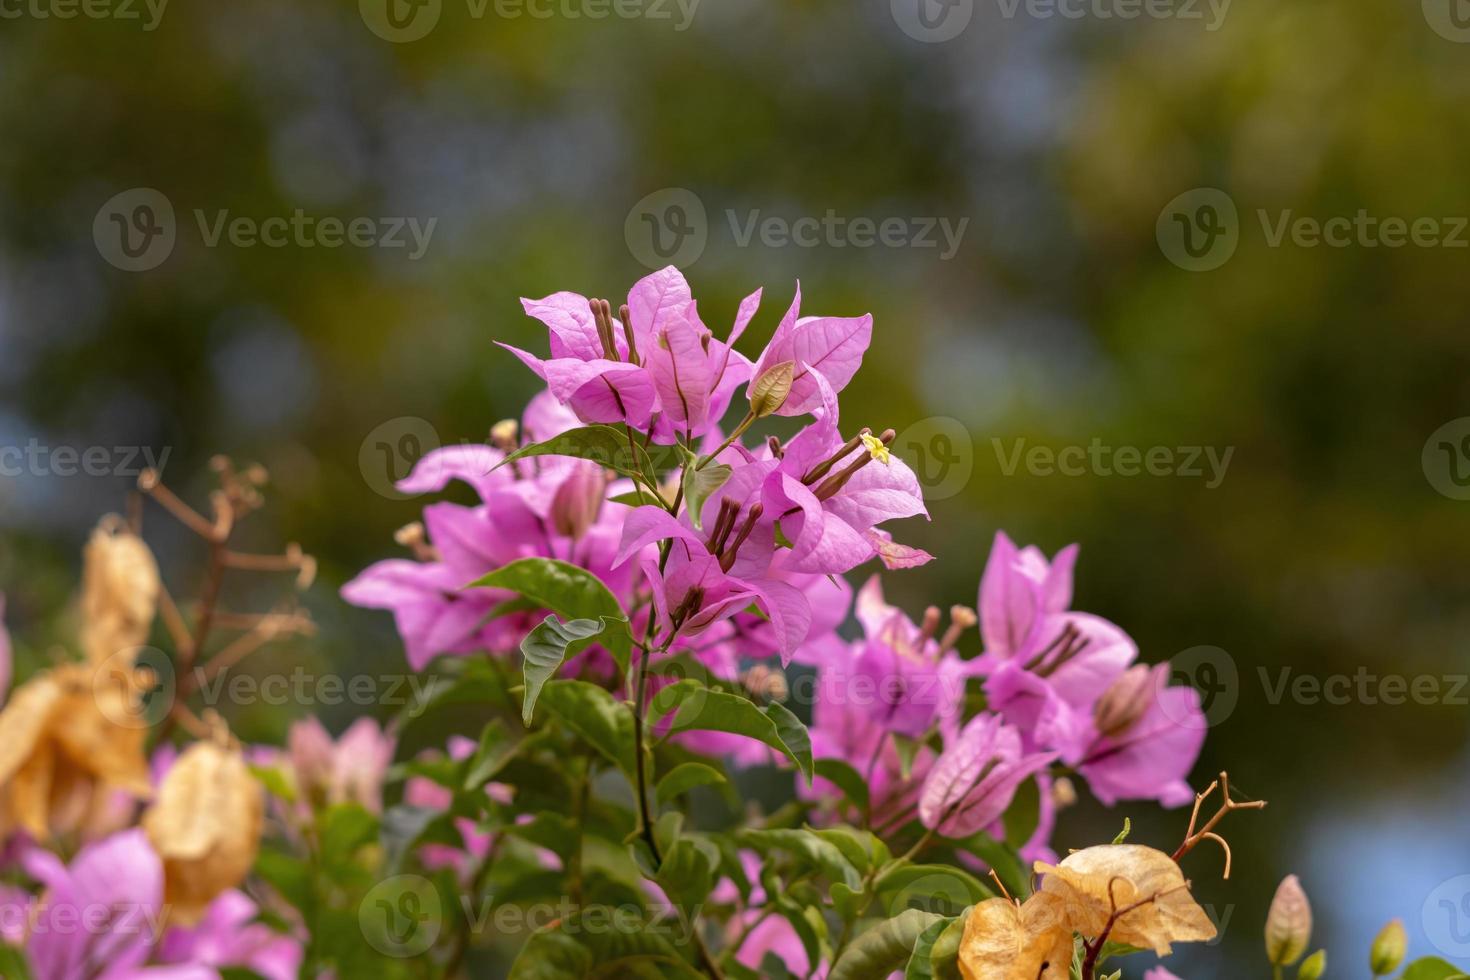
left=144, top=738, right=264, bottom=925
left=80, top=517, right=160, bottom=665
left=0, top=663, right=151, bottom=841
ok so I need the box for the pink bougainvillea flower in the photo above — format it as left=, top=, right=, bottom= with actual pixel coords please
left=631, top=267, right=761, bottom=444
left=502, top=290, right=657, bottom=430
left=917, top=714, right=1055, bottom=839
left=16, top=828, right=301, bottom=980
left=976, top=531, right=1078, bottom=666
left=156, top=889, right=302, bottom=980
left=636, top=544, right=811, bottom=665
left=287, top=716, right=396, bottom=814
left=761, top=368, right=929, bottom=575
left=343, top=393, right=638, bottom=670
left=750, top=281, right=872, bottom=418
left=1070, top=663, right=1206, bottom=808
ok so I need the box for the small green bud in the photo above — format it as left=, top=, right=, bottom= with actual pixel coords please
left=1265, top=875, right=1313, bottom=966
left=1297, top=949, right=1326, bottom=980
left=1368, top=919, right=1407, bottom=975
left=749, top=360, right=795, bottom=418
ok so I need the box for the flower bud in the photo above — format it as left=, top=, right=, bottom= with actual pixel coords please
left=1265, top=874, right=1313, bottom=965
left=80, top=518, right=160, bottom=665
left=1093, top=663, right=1158, bottom=738
left=550, top=463, right=607, bottom=539
left=490, top=418, right=519, bottom=451
left=143, top=737, right=264, bottom=926
left=1298, top=949, right=1326, bottom=980
left=748, top=360, right=795, bottom=418
left=1369, top=919, right=1407, bottom=975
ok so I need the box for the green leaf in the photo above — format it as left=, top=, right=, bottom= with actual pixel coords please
left=905, top=915, right=958, bottom=980
left=809, top=825, right=891, bottom=875
left=892, top=733, right=924, bottom=781
left=650, top=681, right=813, bottom=780
left=1111, top=817, right=1132, bottom=845
left=507, top=909, right=706, bottom=979
left=318, top=802, right=379, bottom=866
left=927, top=909, right=969, bottom=980
left=498, top=425, right=646, bottom=479
left=764, top=700, right=814, bottom=782
left=467, top=557, right=631, bottom=671
left=1402, top=958, right=1470, bottom=980
left=247, top=762, right=297, bottom=803
left=654, top=833, right=721, bottom=920
left=739, top=828, right=862, bottom=890
left=683, top=459, right=732, bottom=530
left=0, top=944, right=31, bottom=980
left=608, top=490, right=650, bottom=507
left=828, top=910, right=944, bottom=980
left=519, top=614, right=617, bottom=724
left=876, top=864, right=994, bottom=917
left=957, top=831, right=1030, bottom=900
left=462, top=718, right=531, bottom=791
left=538, top=680, right=637, bottom=780
left=655, top=762, right=728, bottom=806
left=814, top=758, right=870, bottom=814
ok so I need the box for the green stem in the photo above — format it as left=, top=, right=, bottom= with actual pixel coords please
left=696, top=411, right=756, bottom=470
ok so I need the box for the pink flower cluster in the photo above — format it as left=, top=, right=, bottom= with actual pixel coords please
left=341, top=267, right=1210, bottom=963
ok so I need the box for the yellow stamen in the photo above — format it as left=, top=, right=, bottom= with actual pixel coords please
left=860, top=431, right=891, bottom=465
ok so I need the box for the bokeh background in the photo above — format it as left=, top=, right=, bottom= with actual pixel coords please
left=2, top=0, right=1469, bottom=973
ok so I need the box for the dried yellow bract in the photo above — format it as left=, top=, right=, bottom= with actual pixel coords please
left=144, top=739, right=264, bottom=925
left=81, top=517, right=161, bottom=665
left=0, top=663, right=152, bottom=841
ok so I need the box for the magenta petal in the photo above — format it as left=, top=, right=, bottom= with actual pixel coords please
left=616, top=506, right=704, bottom=568
left=626, top=265, right=693, bottom=350
left=747, top=579, right=812, bottom=666
left=645, top=313, right=713, bottom=436
left=29, top=829, right=163, bottom=980
left=918, top=715, right=1055, bottom=838
left=521, top=292, right=601, bottom=360
left=778, top=314, right=872, bottom=416
left=568, top=362, right=656, bottom=428
left=1079, top=685, right=1205, bottom=808
left=395, top=445, right=507, bottom=500
left=979, top=531, right=1039, bottom=659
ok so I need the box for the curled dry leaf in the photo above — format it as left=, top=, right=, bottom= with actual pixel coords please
left=0, top=663, right=151, bottom=840
left=958, top=895, right=1074, bottom=980
left=144, top=738, right=264, bottom=925
left=1034, top=844, right=1217, bottom=956
left=80, top=517, right=160, bottom=665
